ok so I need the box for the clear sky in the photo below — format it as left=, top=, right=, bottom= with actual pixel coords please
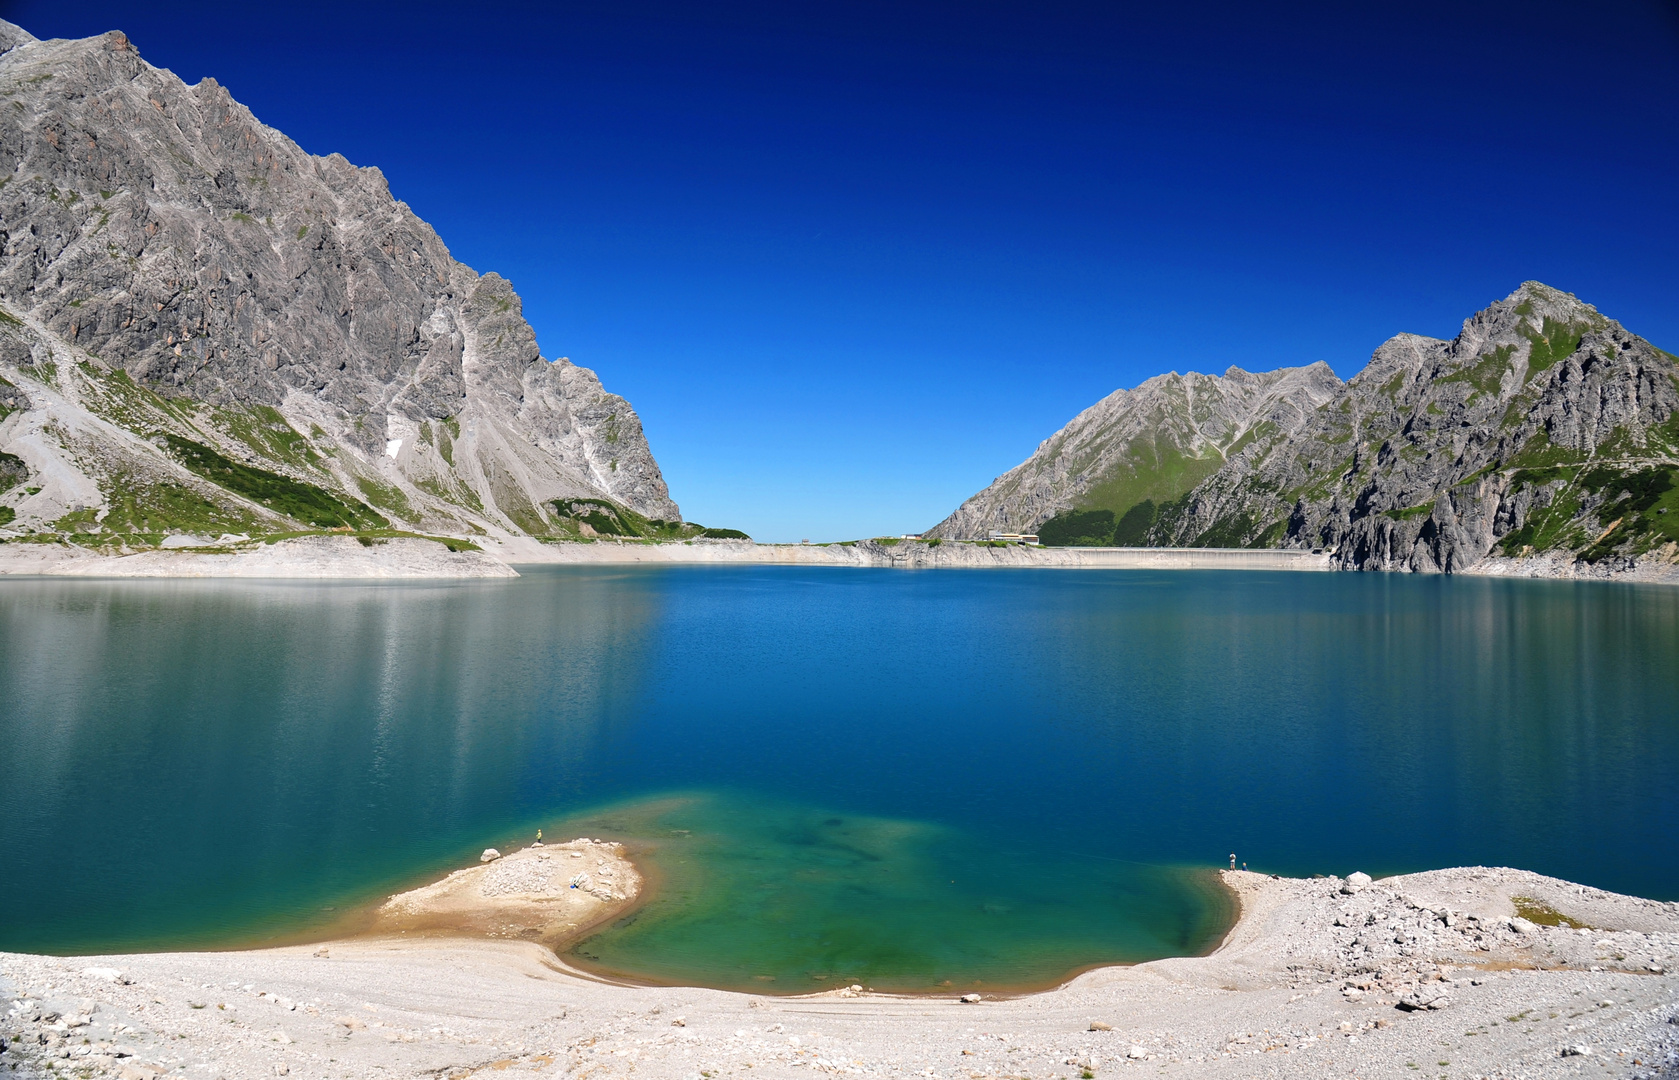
left=6, top=1, right=1678, bottom=541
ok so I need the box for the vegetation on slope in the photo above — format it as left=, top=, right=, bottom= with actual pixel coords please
left=547, top=497, right=749, bottom=541
left=159, top=435, right=387, bottom=531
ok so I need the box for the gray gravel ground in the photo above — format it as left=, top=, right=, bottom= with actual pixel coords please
left=3, top=867, right=1675, bottom=1080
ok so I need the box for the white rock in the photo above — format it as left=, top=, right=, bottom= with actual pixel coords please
left=80, top=968, right=129, bottom=984
left=1508, top=916, right=1537, bottom=933
left=1127, top=1045, right=1148, bottom=1059
left=1341, top=872, right=1373, bottom=895
left=480, top=848, right=501, bottom=863
left=958, top=993, right=982, bottom=1003
left=1561, top=1044, right=1592, bottom=1056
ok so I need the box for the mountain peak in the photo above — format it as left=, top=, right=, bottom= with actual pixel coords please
left=0, top=19, right=36, bottom=55
left=0, top=19, right=684, bottom=545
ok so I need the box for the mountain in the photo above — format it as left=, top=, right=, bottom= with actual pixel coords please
left=927, top=363, right=1342, bottom=543
left=931, top=283, right=1679, bottom=573
left=0, top=21, right=720, bottom=546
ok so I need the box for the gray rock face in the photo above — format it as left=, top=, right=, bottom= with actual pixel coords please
left=1153, top=282, right=1679, bottom=572
left=0, top=19, right=678, bottom=541
left=928, top=363, right=1342, bottom=540
left=934, top=282, right=1679, bottom=573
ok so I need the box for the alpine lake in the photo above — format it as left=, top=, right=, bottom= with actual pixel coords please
left=1, top=566, right=1675, bottom=993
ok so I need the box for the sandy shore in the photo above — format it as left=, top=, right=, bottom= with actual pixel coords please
left=368, top=839, right=642, bottom=952
left=4, top=862, right=1676, bottom=1080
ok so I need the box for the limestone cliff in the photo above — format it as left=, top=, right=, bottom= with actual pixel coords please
left=0, top=19, right=687, bottom=545
left=1154, top=282, right=1679, bottom=572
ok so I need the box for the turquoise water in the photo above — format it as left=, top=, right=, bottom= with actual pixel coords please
left=0, top=567, right=1676, bottom=990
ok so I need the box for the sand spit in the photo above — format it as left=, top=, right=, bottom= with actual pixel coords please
left=3, top=866, right=1676, bottom=1080
left=0, top=535, right=517, bottom=579
left=370, top=840, right=641, bottom=950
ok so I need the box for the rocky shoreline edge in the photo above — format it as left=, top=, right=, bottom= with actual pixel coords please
left=3, top=533, right=1677, bottom=584
left=3, top=864, right=1676, bottom=1079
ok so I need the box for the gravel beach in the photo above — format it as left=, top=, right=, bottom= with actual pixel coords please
left=4, top=864, right=1676, bottom=1080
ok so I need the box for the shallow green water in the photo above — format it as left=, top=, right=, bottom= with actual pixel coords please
left=0, top=567, right=1675, bottom=991
left=552, top=793, right=1230, bottom=992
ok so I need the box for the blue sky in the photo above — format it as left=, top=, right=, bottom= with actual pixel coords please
left=7, top=1, right=1678, bottom=541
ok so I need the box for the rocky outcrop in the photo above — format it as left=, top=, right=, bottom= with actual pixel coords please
left=1152, top=282, right=1679, bottom=572
left=0, top=19, right=681, bottom=546
left=927, top=364, right=1342, bottom=542
left=933, top=282, right=1679, bottom=574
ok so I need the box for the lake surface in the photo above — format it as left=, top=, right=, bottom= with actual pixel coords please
left=1, top=566, right=1676, bottom=991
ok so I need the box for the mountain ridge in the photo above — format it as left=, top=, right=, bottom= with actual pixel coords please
left=931, top=282, right=1679, bottom=574
left=0, top=19, right=717, bottom=548
left=927, top=360, right=1343, bottom=543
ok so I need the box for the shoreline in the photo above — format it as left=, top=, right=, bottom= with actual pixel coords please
left=4, top=866, right=1676, bottom=1079
left=4, top=531, right=1677, bottom=583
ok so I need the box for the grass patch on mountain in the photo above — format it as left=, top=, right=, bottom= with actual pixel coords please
left=354, top=474, right=416, bottom=522
left=1223, top=421, right=1279, bottom=460
left=259, top=528, right=482, bottom=554
left=1383, top=501, right=1436, bottom=522
left=1437, top=345, right=1515, bottom=396
left=90, top=472, right=264, bottom=539
left=415, top=474, right=483, bottom=514
left=1506, top=431, right=1586, bottom=470
left=212, top=404, right=322, bottom=471
left=1574, top=465, right=1679, bottom=560
left=1498, top=469, right=1586, bottom=556
left=1055, top=440, right=1225, bottom=545
left=1037, top=508, right=1116, bottom=546
left=1520, top=317, right=1596, bottom=380
left=161, top=435, right=387, bottom=529
left=547, top=497, right=750, bottom=541
left=1111, top=499, right=1158, bottom=545
left=1248, top=519, right=1288, bottom=548
left=1190, top=511, right=1261, bottom=548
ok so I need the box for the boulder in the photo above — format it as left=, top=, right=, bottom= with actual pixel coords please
left=480, top=848, right=501, bottom=863
left=1341, top=872, right=1372, bottom=895
left=958, top=994, right=982, bottom=1003
left=80, top=968, right=129, bottom=984
left=1396, top=986, right=1450, bottom=1011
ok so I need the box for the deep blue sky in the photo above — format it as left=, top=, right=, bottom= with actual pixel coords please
left=6, top=1, right=1678, bottom=541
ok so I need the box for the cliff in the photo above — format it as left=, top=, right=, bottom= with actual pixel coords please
left=0, top=19, right=688, bottom=548
left=933, top=283, right=1679, bottom=575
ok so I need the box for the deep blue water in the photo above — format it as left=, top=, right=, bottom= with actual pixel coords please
left=0, top=567, right=1675, bottom=989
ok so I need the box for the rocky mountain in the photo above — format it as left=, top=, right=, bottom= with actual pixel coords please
left=927, top=363, right=1342, bottom=544
left=932, top=283, right=1679, bottom=574
left=0, top=20, right=722, bottom=547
